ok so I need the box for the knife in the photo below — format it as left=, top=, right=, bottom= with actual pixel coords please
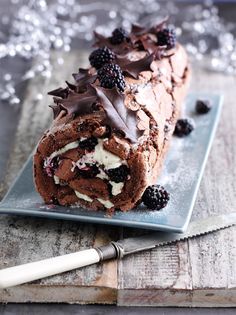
left=0, top=212, right=235, bottom=289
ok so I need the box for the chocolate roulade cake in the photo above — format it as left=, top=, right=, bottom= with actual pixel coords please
left=34, top=20, right=190, bottom=212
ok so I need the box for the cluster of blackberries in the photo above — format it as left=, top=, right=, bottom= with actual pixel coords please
left=88, top=27, right=129, bottom=92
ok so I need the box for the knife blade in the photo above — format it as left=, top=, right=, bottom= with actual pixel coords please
left=111, top=212, right=236, bottom=257
left=0, top=213, right=235, bottom=289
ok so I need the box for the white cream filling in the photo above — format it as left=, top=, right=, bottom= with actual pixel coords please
left=110, top=181, right=124, bottom=196
left=54, top=175, right=60, bottom=185
left=75, top=190, right=93, bottom=202
left=50, top=141, right=79, bottom=160
left=50, top=138, right=126, bottom=205
left=96, top=171, right=108, bottom=180
left=75, top=139, right=124, bottom=170
left=97, top=198, right=114, bottom=209
left=75, top=191, right=114, bottom=209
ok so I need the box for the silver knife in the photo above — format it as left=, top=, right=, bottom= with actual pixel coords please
left=0, top=213, right=235, bottom=289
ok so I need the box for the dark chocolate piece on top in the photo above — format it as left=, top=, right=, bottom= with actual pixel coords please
left=48, top=87, right=69, bottom=99
left=54, top=85, right=98, bottom=116
left=95, top=86, right=143, bottom=143
left=72, top=68, right=97, bottom=91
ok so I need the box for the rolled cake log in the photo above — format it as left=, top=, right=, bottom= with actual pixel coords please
left=34, top=24, right=190, bottom=212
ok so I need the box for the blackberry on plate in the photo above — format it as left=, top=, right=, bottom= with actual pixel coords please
left=196, top=99, right=212, bottom=114
left=142, top=185, right=169, bottom=210
left=98, top=63, right=126, bottom=92
left=110, top=27, right=128, bottom=45
left=174, top=118, right=194, bottom=137
left=89, top=47, right=115, bottom=70
left=79, top=137, right=98, bottom=151
left=107, top=165, right=129, bottom=183
left=156, top=27, right=176, bottom=50
left=77, top=164, right=100, bottom=179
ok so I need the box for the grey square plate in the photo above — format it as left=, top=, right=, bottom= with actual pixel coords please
left=0, top=93, right=223, bottom=232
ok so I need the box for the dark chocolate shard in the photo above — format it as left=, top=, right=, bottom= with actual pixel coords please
left=49, top=103, right=64, bottom=119
left=130, top=18, right=169, bottom=53
left=94, top=31, right=133, bottom=55
left=66, top=81, right=77, bottom=91
left=148, top=16, right=169, bottom=34
left=131, top=17, right=168, bottom=36
left=72, top=68, right=96, bottom=91
left=95, top=86, right=142, bottom=143
left=122, top=53, right=156, bottom=79
left=48, top=87, right=69, bottom=99
left=93, top=31, right=110, bottom=47
left=54, top=85, right=98, bottom=116
left=131, top=24, right=148, bottom=36
left=141, top=37, right=166, bottom=54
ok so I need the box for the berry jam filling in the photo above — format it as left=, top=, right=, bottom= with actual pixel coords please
left=44, top=156, right=60, bottom=177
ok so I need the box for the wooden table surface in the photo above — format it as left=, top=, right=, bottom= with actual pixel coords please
left=0, top=1, right=236, bottom=311
left=0, top=49, right=235, bottom=307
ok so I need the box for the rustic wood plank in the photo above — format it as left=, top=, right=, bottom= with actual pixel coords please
left=0, top=51, right=120, bottom=303
left=117, top=62, right=236, bottom=307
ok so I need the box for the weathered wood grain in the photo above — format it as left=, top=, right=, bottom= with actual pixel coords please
left=117, top=62, right=236, bottom=307
left=0, top=53, right=235, bottom=305
left=0, top=51, right=120, bottom=304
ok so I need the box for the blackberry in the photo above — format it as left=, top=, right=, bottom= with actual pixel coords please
left=98, top=63, right=126, bottom=92
left=77, top=164, right=100, bottom=179
left=142, top=185, right=169, bottom=210
left=156, top=27, right=176, bottom=50
left=107, top=165, right=129, bottom=183
left=110, top=27, right=128, bottom=45
left=79, top=137, right=98, bottom=151
left=89, top=47, right=115, bottom=70
left=196, top=99, right=212, bottom=114
left=174, top=118, right=194, bottom=137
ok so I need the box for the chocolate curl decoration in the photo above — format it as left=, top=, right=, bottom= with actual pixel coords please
left=95, top=86, right=142, bottom=143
